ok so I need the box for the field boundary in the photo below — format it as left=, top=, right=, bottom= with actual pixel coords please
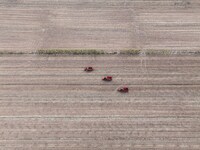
left=0, top=49, right=200, bottom=56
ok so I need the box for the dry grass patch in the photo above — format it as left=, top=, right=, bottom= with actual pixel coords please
left=145, top=50, right=171, bottom=56
left=146, top=50, right=200, bottom=56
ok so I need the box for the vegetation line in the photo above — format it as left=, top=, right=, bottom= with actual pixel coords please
left=37, top=49, right=105, bottom=55
left=0, top=49, right=199, bottom=56
left=0, top=51, right=26, bottom=55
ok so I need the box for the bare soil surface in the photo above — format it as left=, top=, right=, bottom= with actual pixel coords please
left=1, top=0, right=200, bottom=52
left=1, top=0, right=200, bottom=149
left=0, top=55, right=199, bottom=149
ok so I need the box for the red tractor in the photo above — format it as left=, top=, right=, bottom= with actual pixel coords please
left=118, top=87, right=129, bottom=93
left=102, top=76, right=112, bottom=81
left=84, top=67, right=94, bottom=72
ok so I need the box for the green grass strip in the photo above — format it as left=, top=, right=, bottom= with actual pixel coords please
left=120, top=49, right=141, bottom=55
left=37, top=49, right=105, bottom=55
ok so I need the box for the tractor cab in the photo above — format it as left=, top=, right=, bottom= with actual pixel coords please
left=102, top=76, right=112, bottom=81
left=118, top=87, right=129, bottom=93
left=84, top=67, right=94, bottom=72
